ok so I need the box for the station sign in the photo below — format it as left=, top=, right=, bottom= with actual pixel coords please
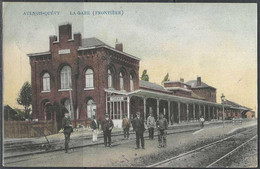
left=59, top=49, right=71, bottom=55
left=110, top=96, right=126, bottom=101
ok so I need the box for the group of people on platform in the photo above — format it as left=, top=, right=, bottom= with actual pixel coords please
left=61, top=109, right=169, bottom=153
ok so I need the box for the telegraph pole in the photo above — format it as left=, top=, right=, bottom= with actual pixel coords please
left=221, top=93, right=226, bottom=128
left=69, top=80, right=75, bottom=126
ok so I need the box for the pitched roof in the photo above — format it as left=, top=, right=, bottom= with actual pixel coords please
left=139, top=80, right=169, bottom=93
left=225, top=100, right=242, bottom=107
left=225, top=99, right=252, bottom=110
left=186, top=80, right=216, bottom=89
left=79, top=37, right=141, bottom=61
left=81, top=37, right=108, bottom=48
left=28, top=37, right=141, bottom=61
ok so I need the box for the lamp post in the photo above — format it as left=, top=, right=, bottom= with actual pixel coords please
left=221, top=93, right=226, bottom=128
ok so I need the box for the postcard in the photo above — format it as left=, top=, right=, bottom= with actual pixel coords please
left=2, top=2, right=257, bottom=167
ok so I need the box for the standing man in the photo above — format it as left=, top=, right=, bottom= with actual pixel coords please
left=90, top=114, right=99, bottom=142
left=133, top=112, right=145, bottom=149
left=147, top=111, right=156, bottom=140
left=200, top=116, right=205, bottom=128
left=62, top=111, right=73, bottom=153
left=101, top=113, right=114, bottom=147
left=130, top=114, right=135, bottom=131
left=156, top=113, right=168, bottom=148
left=122, top=114, right=130, bottom=139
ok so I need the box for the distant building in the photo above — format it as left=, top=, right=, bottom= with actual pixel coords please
left=186, top=77, right=216, bottom=102
left=223, top=100, right=252, bottom=119
left=28, top=24, right=252, bottom=128
left=245, top=111, right=255, bottom=119
left=4, top=105, right=17, bottom=121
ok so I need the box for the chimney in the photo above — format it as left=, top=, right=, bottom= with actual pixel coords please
left=115, top=39, right=123, bottom=52
left=49, top=35, right=57, bottom=50
left=59, top=24, right=72, bottom=42
left=73, top=33, right=82, bottom=46
left=197, top=77, right=201, bottom=86
left=180, top=78, right=184, bottom=83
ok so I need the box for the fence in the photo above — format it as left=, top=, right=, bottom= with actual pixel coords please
left=72, top=119, right=91, bottom=128
left=4, top=119, right=92, bottom=138
left=4, top=120, right=58, bottom=138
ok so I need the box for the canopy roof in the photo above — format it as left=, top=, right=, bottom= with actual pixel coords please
left=105, top=88, right=251, bottom=112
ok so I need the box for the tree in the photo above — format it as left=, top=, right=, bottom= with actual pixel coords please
left=141, top=69, right=149, bottom=81
left=17, top=81, right=32, bottom=119
left=14, top=108, right=28, bottom=120
left=161, top=73, right=170, bottom=85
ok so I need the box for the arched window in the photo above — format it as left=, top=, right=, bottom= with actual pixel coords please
left=64, top=99, right=74, bottom=120
left=60, top=66, right=71, bottom=89
left=130, top=74, right=134, bottom=91
left=42, top=73, right=50, bottom=91
left=120, top=72, right=124, bottom=90
left=108, top=69, right=113, bottom=88
left=85, top=69, right=94, bottom=88
left=41, top=100, right=49, bottom=120
left=87, top=99, right=96, bottom=118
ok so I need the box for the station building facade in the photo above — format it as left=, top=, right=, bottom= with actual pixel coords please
left=28, top=24, right=251, bottom=128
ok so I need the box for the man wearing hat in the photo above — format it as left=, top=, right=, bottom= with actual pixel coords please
left=101, top=113, right=114, bottom=147
left=133, top=112, right=145, bottom=149
left=156, top=113, right=168, bottom=148
left=90, top=111, right=99, bottom=142
left=62, top=111, right=73, bottom=153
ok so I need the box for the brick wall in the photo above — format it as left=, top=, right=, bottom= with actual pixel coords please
left=191, top=88, right=216, bottom=102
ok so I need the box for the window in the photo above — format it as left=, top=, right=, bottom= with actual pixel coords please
left=120, top=72, right=124, bottom=90
left=108, top=69, right=113, bottom=88
left=42, top=73, right=50, bottom=91
left=85, top=69, right=94, bottom=88
left=130, top=74, right=134, bottom=91
left=60, top=66, right=71, bottom=89
left=87, top=99, right=96, bottom=118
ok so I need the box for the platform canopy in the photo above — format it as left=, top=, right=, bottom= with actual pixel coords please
left=105, top=88, right=222, bottom=107
left=104, top=88, right=251, bottom=111
left=128, top=89, right=223, bottom=106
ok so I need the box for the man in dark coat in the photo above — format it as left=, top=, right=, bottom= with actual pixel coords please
left=101, top=113, right=114, bottom=147
left=62, top=112, right=73, bottom=153
left=133, top=112, right=145, bottom=149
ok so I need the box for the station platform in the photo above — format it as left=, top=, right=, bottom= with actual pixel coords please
left=4, top=119, right=256, bottom=159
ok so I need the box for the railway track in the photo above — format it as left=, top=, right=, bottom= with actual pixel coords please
left=147, top=126, right=257, bottom=167
left=206, top=135, right=257, bottom=168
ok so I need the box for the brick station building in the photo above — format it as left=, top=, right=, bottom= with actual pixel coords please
left=28, top=24, right=252, bottom=128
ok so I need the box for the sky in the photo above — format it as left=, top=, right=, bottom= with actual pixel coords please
left=3, top=3, right=257, bottom=115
